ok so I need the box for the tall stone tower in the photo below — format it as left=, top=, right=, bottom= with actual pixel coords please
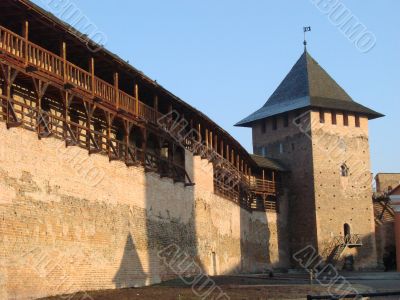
left=236, top=50, right=383, bottom=269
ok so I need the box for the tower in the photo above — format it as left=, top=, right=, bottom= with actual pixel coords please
left=236, top=50, right=383, bottom=269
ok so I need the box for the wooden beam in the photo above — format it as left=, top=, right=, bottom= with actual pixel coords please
left=23, top=21, right=29, bottom=66
left=61, top=42, right=67, bottom=84
left=154, top=94, right=158, bottom=112
left=205, top=128, right=209, bottom=148
left=114, top=72, right=119, bottom=110
left=135, top=83, right=139, bottom=115
left=197, top=123, right=201, bottom=142
left=90, top=57, right=95, bottom=96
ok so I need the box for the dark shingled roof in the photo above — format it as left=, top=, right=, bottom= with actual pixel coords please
left=250, top=155, right=287, bottom=172
left=236, top=51, right=383, bottom=127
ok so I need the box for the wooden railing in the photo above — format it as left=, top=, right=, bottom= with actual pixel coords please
left=94, top=77, right=116, bottom=105
left=0, top=26, right=24, bottom=58
left=66, top=62, right=92, bottom=91
left=249, top=178, right=277, bottom=194
left=27, top=42, right=63, bottom=78
left=118, top=90, right=135, bottom=114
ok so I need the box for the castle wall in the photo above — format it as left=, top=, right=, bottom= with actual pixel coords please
left=310, top=111, right=377, bottom=269
left=0, top=124, right=289, bottom=299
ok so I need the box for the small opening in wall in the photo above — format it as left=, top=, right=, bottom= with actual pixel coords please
left=261, top=120, right=266, bottom=134
left=344, top=223, right=351, bottom=238
left=332, top=111, right=337, bottom=125
left=272, top=117, right=277, bottom=130
left=319, top=109, right=325, bottom=123
left=284, top=113, right=289, bottom=127
left=343, top=113, right=349, bottom=126
left=340, top=163, right=349, bottom=177
left=212, top=252, right=217, bottom=275
left=355, top=115, right=360, bottom=127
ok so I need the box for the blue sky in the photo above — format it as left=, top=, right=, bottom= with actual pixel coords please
left=32, top=0, right=399, bottom=174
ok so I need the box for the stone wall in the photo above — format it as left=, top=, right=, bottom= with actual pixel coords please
left=310, top=111, right=377, bottom=269
left=0, top=124, right=289, bottom=299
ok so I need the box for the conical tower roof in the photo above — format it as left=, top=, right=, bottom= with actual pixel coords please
left=236, top=51, right=383, bottom=127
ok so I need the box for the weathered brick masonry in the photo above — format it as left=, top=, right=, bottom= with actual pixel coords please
left=0, top=125, right=289, bottom=299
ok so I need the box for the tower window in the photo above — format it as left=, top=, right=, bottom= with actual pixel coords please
left=261, top=120, right=266, bottom=133
left=272, top=117, right=278, bottom=130
left=343, top=113, right=349, bottom=126
left=284, top=114, right=289, bottom=127
left=279, top=143, right=284, bottom=154
left=340, top=164, right=349, bottom=177
left=261, top=146, right=267, bottom=156
left=319, top=109, right=325, bottom=123
left=332, top=111, right=337, bottom=125
left=355, top=115, right=360, bottom=127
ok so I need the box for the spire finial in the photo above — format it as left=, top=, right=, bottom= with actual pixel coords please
left=303, top=26, right=311, bottom=51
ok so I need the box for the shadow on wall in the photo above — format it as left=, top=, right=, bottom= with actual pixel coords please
left=111, top=124, right=202, bottom=287
left=113, top=233, right=147, bottom=288
left=240, top=206, right=271, bottom=273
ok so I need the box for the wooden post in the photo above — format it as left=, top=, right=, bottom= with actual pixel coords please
left=226, top=145, right=229, bottom=162
left=214, top=134, right=218, bottom=152
left=205, top=128, right=209, bottom=148
left=23, top=21, right=29, bottom=66
left=154, top=94, right=159, bottom=112
left=198, top=123, right=201, bottom=142
left=90, top=58, right=95, bottom=96
left=262, top=169, right=265, bottom=181
left=114, top=72, right=119, bottom=110
left=272, top=171, right=275, bottom=182
left=220, top=140, right=224, bottom=157
left=209, top=131, right=213, bottom=149
left=135, top=83, right=139, bottom=115
left=107, top=113, right=112, bottom=160
left=61, top=42, right=67, bottom=83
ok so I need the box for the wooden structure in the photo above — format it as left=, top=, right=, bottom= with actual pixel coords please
left=0, top=0, right=282, bottom=212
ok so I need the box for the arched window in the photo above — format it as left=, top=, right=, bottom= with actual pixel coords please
left=344, top=223, right=351, bottom=240
left=340, top=164, right=349, bottom=177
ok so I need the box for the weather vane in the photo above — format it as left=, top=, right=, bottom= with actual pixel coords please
left=303, top=26, right=311, bottom=50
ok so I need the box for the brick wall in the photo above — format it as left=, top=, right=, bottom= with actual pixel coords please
left=0, top=124, right=289, bottom=299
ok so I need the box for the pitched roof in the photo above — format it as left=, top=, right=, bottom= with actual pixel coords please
left=236, top=51, right=383, bottom=127
left=389, top=184, right=400, bottom=196
left=250, top=155, right=287, bottom=172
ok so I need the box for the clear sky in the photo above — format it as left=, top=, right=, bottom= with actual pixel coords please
left=32, top=0, right=400, bottom=175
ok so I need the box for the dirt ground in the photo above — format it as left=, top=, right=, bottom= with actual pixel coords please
left=41, top=274, right=400, bottom=300
left=38, top=275, right=374, bottom=300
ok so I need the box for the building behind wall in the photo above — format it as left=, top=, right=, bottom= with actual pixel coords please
left=374, top=173, right=400, bottom=270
